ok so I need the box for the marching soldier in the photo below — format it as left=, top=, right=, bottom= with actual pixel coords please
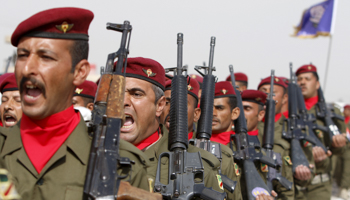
left=120, top=57, right=225, bottom=194
left=0, top=73, right=22, bottom=127
left=226, top=72, right=248, bottom=92
left=296, top=64, right=347, bottom=200
left=0, top=8, right=150, bottom=200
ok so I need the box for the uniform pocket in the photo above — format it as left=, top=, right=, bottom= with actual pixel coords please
left=65, top=186, right=83, bottom=200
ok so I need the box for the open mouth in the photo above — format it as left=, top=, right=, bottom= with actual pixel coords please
left=24, top=84, right=42, bottom=99
left=121, top=114, right=135, bottom=130
left=3, top=113, right=17, bottom=127
left=20, top=78, right=46, bottom=103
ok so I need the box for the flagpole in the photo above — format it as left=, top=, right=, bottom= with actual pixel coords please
left=323, top=35, right=333, bottom=93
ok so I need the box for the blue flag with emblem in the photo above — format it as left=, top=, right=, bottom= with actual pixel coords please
left=293, top=0, right=337, bottom=38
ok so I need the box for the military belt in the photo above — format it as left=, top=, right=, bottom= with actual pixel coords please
left=311, top=173, right=330, bottom=185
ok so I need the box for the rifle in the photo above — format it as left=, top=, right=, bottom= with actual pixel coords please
left=154, top=33, right=226, bottom=200
left=262, top=70, right=293, bottom=192
left=191, top=37, right=237, bottom=193
left=295, top=86, right=328, bottom=152
left=229, top=66, right=275, bottom=200
left=83, top=21, right=133, bottom=200
left=282, top=64, right=315, bottom=174
left=315, top=87, right=348, bottom=146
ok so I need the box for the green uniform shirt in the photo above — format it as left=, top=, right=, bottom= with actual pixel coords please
left=0, top=115, right=149, bottom=200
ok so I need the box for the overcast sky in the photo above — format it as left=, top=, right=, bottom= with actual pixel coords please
left=1, top=0, right=349, bottom=103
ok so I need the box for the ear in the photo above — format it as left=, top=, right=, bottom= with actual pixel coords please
left=155, top=96, right=166, bottom=117
left=87, top=102, right=94, bottom=111
left=231, top=107, right=240, bottom=121
left=282, top=93, right=288, bottom=105
left=316, top=81, right=320, bottom=90
left=72, top=59, right=90, bottom=87
left=258, top=110, right=265, bottom=122
left=193, top=108, right=201, bottom=122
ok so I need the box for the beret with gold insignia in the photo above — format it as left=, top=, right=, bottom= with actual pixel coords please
left=0, top=73, right=18, bottom=93
left=295, top=64, right=317, bottom=76
left=123, top=57, right=165, bottom=90
left=11, top=7, right=94, bottom=46
left=215, top=81, right=236, bottom=98
left=226, top=72, right=248, bottom=83
left=73, top=80, right=97, bottom=99
left=257, top=76, right=288, bottom=90
left=241, top=89, right=267, bottom=106
left=165, top=76, right=200, bottom=101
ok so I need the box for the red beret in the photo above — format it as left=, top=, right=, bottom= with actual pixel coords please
left=226, top=72, right=248, bottom=83
left=0, top=73, right=18, bottom=93
left=344, top=105, right=350, bottom=109
left=241, top=90, right=267, bottom=106
left=296, top=64, right=317, bottom=76
left=279, top=76, right=289, bottom=85
left=165, top=76, right=200, bottom=101
left=257, top=76, right=287, bottom=90
left=215, top=81, right=236, bottom=98
left=124, top=57, right=165, bottom=90
left=74, top=80, right=97, bottom=99
left=11, top=7, right=94, bottom=46
left=190, top=74, right=203, bottom=84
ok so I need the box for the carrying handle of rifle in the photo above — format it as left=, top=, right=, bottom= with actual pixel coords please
left=154, top=152, right=172, bottom=194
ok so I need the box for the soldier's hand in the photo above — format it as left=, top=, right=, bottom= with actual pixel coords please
left=255, top=194, right=274, bottom=200
left=332, top=134, right=347, bottom=148
left=312, top=147, right=330, bottom=162
left=294, top=165, right=311, bottom=180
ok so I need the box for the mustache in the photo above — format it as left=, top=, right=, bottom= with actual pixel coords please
left=20, top=77, right=46, bottom=98
left=212, top=117, right=220, bottom=123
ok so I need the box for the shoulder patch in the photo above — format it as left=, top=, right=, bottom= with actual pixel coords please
left=316, top=130, right=323, bottom=138
left=284, top=156, right=292, bottom=165
left=234, top=163, right=240, bottom=176
left=216, top=175, right=224, bottom=190
left=261, top=163, right=268, bottom=172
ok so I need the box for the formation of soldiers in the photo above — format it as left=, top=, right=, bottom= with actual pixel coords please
left=0, top=6, right=349, bottom=200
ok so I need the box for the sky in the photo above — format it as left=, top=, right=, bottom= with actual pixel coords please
left=1, top=0, right=349, bottom=103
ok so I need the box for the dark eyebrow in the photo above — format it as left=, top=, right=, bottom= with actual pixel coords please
left=17, top=48, right=30, bottom=53
left=126, top=87, right=146, bottom=94
left=243, top=105, right=252, bottom=109
left=214, top=104, right=225, bottom=109
left=165, top=97, right=171, bottom=102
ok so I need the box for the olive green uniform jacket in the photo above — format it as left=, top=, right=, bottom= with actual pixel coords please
left=144, top=128, right=227, bottom=197
left=0, top=116, right=149, bottom=200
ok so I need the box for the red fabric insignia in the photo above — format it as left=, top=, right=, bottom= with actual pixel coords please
left=345, top=116, right=350, bottom=124
left=211, top=131, right=234, bottom=145
left=188, top=132, right=193, bottom=141
left=304, top=96, right=319, bottom=110
left=248, top=129, right=259, bottom=136
left=282, top=111, right=289, bottom=119
left=135, top=128, right=159, bottom=150
left=20, top=106, right=80, bottom=174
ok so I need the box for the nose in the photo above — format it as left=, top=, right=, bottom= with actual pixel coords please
left=124, top=92, right=131, bottom=108
left=213, top=107, right=217, bottom=116
left=4, top=101, right=13, bottom=112
left=22, top=54, right=38, bottom=77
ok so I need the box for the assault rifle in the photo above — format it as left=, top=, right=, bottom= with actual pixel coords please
left=229, top=66, right=275, bottom=200
left=190, top=37, right=236, bottom=194
left=154, top=33, right=226, bottom=200
left=84, top=21, right=160, bottom=200
left=282, top=64, right=316, bottom=174
left=262, top=70, right=292, bottom=191
left=315, top=87, right=348, bottom=146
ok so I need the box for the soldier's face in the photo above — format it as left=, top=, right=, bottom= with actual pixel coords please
left=121, top=77, right=165, bottom=145
left=297, top=72, right=319, bottom=99
left=162, top=90, right=200, bottom=134
left=242, top=101, right=264, bottom=132
left=15, top=37, right=88, bottom=120
left=259, top=84, right=286, bottom=114
left=0, top=90, right=22, bottom=127
left=212, top=97, right=234, bottom=134
left=72, top=96, right=85, bottom=107
left=344, top=108, right=350, bottom=117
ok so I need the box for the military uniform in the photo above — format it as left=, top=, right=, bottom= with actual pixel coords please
left=0, top=116, right=149, bottom=200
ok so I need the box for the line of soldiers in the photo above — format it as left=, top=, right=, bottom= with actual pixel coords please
left=0, top=6, right=348, bottom=200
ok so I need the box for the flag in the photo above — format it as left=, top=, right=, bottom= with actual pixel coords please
left=293, top=0, right=337, bottom=38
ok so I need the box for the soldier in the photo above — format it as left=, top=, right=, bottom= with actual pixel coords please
left=279, top=76, right=289, bottom=118
left=344, top=105, right=350, bottom=129
left=296, top=64, right=347, bottom=200
left=161, top=77, right=242, bottom=200
left=190, top=74, right=203, bottom=103
left=226, top=72, right=248, bottom=92
left=120, top=57, right=225, bottom=194
left=0, top=8, right=150, bottom=200
left=0, top=73, right=22, bottom=127
left=72, top=80, right=97, bottom=111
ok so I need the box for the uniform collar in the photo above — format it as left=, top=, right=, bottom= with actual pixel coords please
left=305, top=95, right=319, bottom=110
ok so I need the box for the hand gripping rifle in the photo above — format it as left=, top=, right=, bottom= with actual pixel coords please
left=295, top=85, right=328, bottom=152
left=154, top=33, right=226, bottom=200
left=229, top=66, right=275, bottom=200
left=83, top=21, right=132, bottom=200
left=282, top=64, right=316, bottom=175
left=262, top=70, right=293, bottom=192
left=190, top=37, right=237, bottom=194
left=315, top=87, right=348, bottom=145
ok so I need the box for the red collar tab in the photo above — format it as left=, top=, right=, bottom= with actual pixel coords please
left=275, top=113, right=282, bottom=123
left=211, top=131, right=234, bottom=145
left=188, top=132, right=193, bottom=140
left=135, top=128, right=160, bottom=150
left=345, top=116, right=350, bottom=124
left=282, top=111, right=289, bottom=119
left=305, top=96, right=319, bottom=110
left=20, top=106, right=80, bottom=174
left=248, top=129, right=259, bottom=136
